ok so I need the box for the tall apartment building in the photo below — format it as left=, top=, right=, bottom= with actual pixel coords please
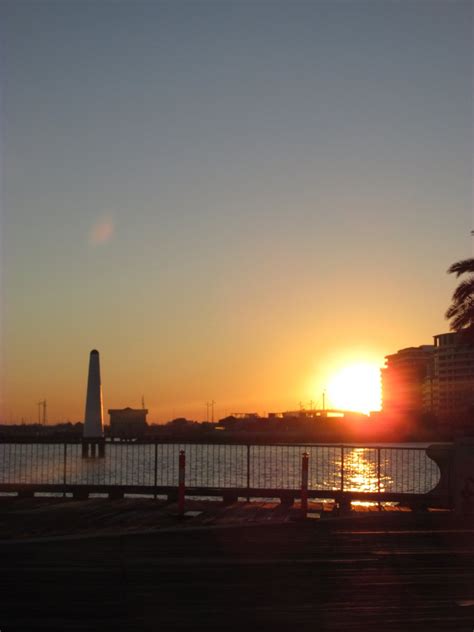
left=382, top=333, right=474, bottom=424
left=381, top=346, right=434, bottom=416
left=423, top=333, right=474, bottom=421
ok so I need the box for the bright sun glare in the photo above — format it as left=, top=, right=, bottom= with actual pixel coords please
left=327, top=363, right=381, bottom=415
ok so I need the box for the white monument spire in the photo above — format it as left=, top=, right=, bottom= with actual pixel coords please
left=83, top=349, right=104, bottom=438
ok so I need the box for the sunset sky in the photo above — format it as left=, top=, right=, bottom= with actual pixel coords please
left=1, top=1, right=472, bottom=423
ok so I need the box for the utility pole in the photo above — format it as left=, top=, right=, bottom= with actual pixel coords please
left=37, top=400, right=47, bottom=425
left=210, top=400, right=215, bottom=423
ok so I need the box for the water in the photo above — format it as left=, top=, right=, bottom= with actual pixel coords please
left=0, top=442, right=440, bottom=495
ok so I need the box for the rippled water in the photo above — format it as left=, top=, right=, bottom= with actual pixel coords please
left=0, top=443, right=440, bottom=495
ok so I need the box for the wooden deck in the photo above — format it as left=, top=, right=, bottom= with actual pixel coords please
left=0, top=497, right=472, bottom=631
left=0, top=496, right=449, bottom=541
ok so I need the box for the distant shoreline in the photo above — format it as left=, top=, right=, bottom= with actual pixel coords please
left=0, top=428, right=454, bottom=445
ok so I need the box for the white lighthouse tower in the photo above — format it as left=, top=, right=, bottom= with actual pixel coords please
left=82, top=349, right=105, bottom=458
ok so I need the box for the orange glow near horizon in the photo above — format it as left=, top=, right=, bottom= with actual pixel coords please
left=326, top=363, right=382, bottom=415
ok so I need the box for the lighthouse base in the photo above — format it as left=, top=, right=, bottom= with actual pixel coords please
left=82, top=438, right=105, bottom=459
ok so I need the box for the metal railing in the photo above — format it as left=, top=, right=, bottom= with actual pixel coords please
left=0, top=441, right=441, bottom=499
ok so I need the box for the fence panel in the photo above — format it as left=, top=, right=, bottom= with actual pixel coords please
left=0, top=441, right=441, bottom=497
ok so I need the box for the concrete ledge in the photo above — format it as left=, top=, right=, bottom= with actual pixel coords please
left=0, top=483, right=450, bottom=509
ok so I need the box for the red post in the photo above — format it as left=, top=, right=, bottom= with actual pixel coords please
left=301, top=452, right=309, bottom=518
left=178, top=449, right=186, bottom=515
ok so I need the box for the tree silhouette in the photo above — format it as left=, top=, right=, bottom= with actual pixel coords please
left=446, top=258, right=474, bottom=339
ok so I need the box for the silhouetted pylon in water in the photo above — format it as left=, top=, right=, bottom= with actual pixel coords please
left=82, top=349, right=105, bottom=458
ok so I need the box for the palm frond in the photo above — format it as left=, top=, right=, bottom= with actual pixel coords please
left=447, top=258, right=474, bottom=277
left=446, top=303, right=461, bottom=320
left=445, top=260, right=474, bottom=335
left=448, top=303, right=474, bottom=331
left=452, top=277, right=474, bottom=304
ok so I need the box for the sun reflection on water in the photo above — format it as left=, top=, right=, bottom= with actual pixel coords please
left=342, top=448, right=386, bottom=493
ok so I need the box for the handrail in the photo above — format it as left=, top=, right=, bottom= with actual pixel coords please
left=0, top=442, right=442, bottom=500
left=0, top=437, right=435, bottom=450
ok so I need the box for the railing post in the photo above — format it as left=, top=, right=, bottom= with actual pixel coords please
left=301, top=452, right=309, bottom=518
left=247, top=444, right=251, bottom=502
left=178, top=449, right=185, bottom=515
left=426, top=443, right=454, bottom=509
left=154, top=442, right=158, bottom=499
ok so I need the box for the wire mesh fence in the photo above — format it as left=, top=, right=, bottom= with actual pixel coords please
left=0, top=442, right=441, bottom=496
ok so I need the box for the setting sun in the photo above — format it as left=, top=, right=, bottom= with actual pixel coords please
left=327, top=363, right=381, bottom=414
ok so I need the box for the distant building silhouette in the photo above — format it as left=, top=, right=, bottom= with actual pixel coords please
left=381, top=346, right=434, bottom=417
left=109, top=407, right=148, bottom=440
left=382, top=333, right=474, bottom=427
left=424, top=333, right=474, bottom=424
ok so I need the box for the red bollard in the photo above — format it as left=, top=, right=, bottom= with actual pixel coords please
left=301, top=452, right=309, bottom=518
left=178, top=449, right=186, bottom=515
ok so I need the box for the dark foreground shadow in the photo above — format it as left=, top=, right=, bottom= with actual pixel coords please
left=2, top=517, right=474, bottom=631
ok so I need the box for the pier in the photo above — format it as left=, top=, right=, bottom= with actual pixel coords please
left=1, top=499, right=474, bottom=631
left=0, top=439, right=472, bottom=632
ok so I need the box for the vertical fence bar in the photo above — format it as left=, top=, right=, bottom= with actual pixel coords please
left=340, top=445, right=344, bottom=492
left=178, top=449, right=185, bottom=515
left=63, top=443, right=67, bottom=495
left=224, top=445, right=228, bottom=488
left=301, top=452, right=309, bottom=518
left=246, top=444, right=250, bottom=502
left=402, top=450, right=405, bottom=492
left=377, top=446, right=381, bottom=510
left=154, top=442, right=158, bottom=498
left=35, top=443, right=39, bottom=484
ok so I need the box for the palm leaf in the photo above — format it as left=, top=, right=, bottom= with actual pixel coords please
left=445, top=259, right=474, bottom=337
left=447, top=258, right=474, bottom=277
left=448, top=301, right=474, bottom=330
left=452, top=277, right=474, bottom=303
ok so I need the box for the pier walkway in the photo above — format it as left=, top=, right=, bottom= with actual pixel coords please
left=1, top=497, right=473, bottom=631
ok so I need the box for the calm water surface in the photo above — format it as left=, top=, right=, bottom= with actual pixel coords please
left=0, top=443, right=440, bottom=495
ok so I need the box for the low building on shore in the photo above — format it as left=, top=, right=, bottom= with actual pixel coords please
left=108, top=407, right=148, bottom=440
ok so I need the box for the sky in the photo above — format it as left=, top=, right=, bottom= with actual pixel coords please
left=0, top=0, right=472, bottom=423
